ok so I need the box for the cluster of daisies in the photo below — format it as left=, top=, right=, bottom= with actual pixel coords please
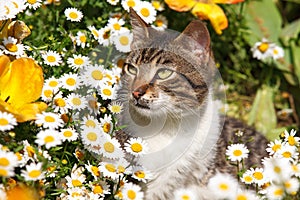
left=199, top=129, right=300, bottom=200
left=251, top=38, right=284, bottom=60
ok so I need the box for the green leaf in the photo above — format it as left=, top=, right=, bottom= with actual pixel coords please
left=248, top=85, right=277, bottom=138
left=280, top=18, right=300, bottom=45
left=244, top=0, right=282, bottom=45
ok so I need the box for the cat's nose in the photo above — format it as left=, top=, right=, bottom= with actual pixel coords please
left=132, top=84, right=148, bottom=100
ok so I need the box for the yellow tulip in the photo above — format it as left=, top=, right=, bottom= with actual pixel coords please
left=0, top=55, right=47, bottom=122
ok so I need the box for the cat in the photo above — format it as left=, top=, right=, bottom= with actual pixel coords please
left=117, top=8, right=268, bottom=199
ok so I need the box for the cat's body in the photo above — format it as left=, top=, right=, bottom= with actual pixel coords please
left=117, top=9, right=268, bottom=199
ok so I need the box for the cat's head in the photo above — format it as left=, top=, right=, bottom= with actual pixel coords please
left=119, top=8, right=216, bottom=117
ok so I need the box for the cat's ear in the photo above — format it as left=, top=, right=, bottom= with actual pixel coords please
left=175, top=20, right=211, bottom=57
left=129, top=7, right=150, bottom=41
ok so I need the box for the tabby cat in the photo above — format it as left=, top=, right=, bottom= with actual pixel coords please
left=117, top=9, right=268, bottom=199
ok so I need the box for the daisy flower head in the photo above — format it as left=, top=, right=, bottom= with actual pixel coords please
left=67, top=54, right=90, bottom=70
left=99, top=83, right=117, bottom=100
left=100, top=114, right=113, bottom=134
left=174, top=188, right=198, bottom=200
left=35, top=129, right=62, bottom=149
left=64, top=7, right=83, bottom=22
left=263, top=157, right=293, bottom=182
left=284, top=129, right=299, bottom=146
left=88, top=25, right=101, bottom=40
left=249, top=168, right=268, bottom=186
left=60, top=128, right=78, bottom=142
left=271, top=45, right=284, bottom=60
left=0, top=36, right=25, bottom=57
left=266, top=139, right=283, bottom=155
left=132, top=166, right=153, bottom=183
left=109, top=102, right=123, bottom=114
left=121, top=0, right=141, bottom=12
left=251, top=38, right=274, bottom=60
left=226, top=143, right=249, bottom=162
left=284, top=178, right=299, bottom=195
left=98, top=161, right=120, bottom=180
left=85, top=162, right=100, bottom=179
left=60, top=73, right=79, bottom=91
left=67, top=93, right=87, bottom=112
left=152, top=0, right=164, bottom=11
left=65, top=170, right=86, bottom=188
left=90, top=181, right=111, bottom=197
left=53, top=95, right=70, bottom=114
left=125, top=137, right=149, bottom=156
left=75, top=31, right=89, bottom=48
left=276, top=143, right=298, bottom=161
left=112, top=29, right=133, bottom=53
left=99, top=135, right=124, bottom=160
left=0, top=111, right=17, bottom=131
left=42, top=50, right=62, bottom=66
left=233, top=189, right=260, bottom=200
left=81, top=64, right=105, bottom=88
left=41, top=86, right=56, bottom=102
left=240, top=170, right=254, bottom=185
left=98, top=26, right=112, bottom=46
left=80, top=126, right=104, bottom=149
left=44, top=76, right=61, bottom=90
left=134, top=1, right=157, bottom=24
left=107, top=17, right=126, bottom=34
left=121, top=182, right=144, bottom=200
left=0, top=150, right=19, bottom=171
left=265, top=184, right=285, bottom=200
left=21, top=162, right=45, bottom=181
left=35, top=112, right=64, bottom=129
left=152, top=15, right=168, bottom=31
left=207, top=173, right=238, bottom=200
left=107, top=0, right=119, bottom=5
left=291, top=162, right=300, bottom=178
left=81, top=115, right=100, bottom=129
left=25, top=0, right=42, bottom=10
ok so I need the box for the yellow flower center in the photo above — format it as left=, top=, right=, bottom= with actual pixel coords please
left=49, top=80, right=58, bottom=87
left=85, top=120, right=96, bottom=128
left=152, top=1, right=161, bottom=10
left=253, top=172, right=263, bottom=180
left=140, top=8, right=150, bottom=17
left=118, top=165, right=125, bottom=173
left=44, top=89, right=53, bottom=98
left=15, top=152, right=22, bottom=161
left=274, top=166, right=281, bottom=174
left=5, top=43, right=18, bottom=52
left=28, top=169, right=41, bottom=178
left=181, top=195, right=190, bottom=200
left=27, top=0, right=37, bottom=4
left=69, top=12, right=78, bottom=19
left=46, top=55, right=56, bottom=63
left=272, top=144, right=281, bottom=152
left=288, top=136, right=296, bottom=146
left=282, top=151, right=292, bottom=158
left=258, top=42, right=269, bottom=53
left=44, top=135, right=55, bottom=143
left=119, top=36, right=129, bottom=46
left=91, top=70, right=103, bottom=80
left=292, top=165, right=299, bottom=172
left=111, top=105, right=121, bottom=113
left=45, top=116, right=55, bottom=123
left=74, top=58, right=84, bottom=65
left=105, top=163, right=116, bottom=172
left=0, top=168, right=8, bottom=176
left=285, top=181, right=291, bottom=188
left=26, top=146, right=35, bottom=157
left=274, top=188, right=283, bottom=196
left=233, top=149, right=242, bottom=157
left=103, top=122, right=111, bottom=133
left=87, top=132, right=98, bottom=141
left=156, top=19, right=164, bottom=27
left=79, top=35, right=86, bottom=43
left=0, top=157, right=10, bottom=167
left=91, top=166, right=100, bottom=176
left=236, top=194, right=247, bottom=200
left=92, top=30, right=99, bottom=38
left=113, top=23, right=121, bottom=30
left=63, top=130, right=73, bottom=138
left=244, top=175, right=253, bottom=183
left=219, top=183, right=228, bottom=191
left=134, top=170, right=145, bottom=179
left=93, top=185, right=103, bottom=194
left=127, top=0, right=135, bottom=7
left=127, top=190, right=136, bottom=199
left=104, top=142, right=115, bottom=153
left=66, top=78, right=76, bottom=86
left=103, top=89, right=112, bottom=96
left=72, top=179, right=82, bottom=187
left=131, top=143, right=143, bottom=153
left=0, top=118, right=9, bottom=126
left=55, top=98, right=66, bottom=107
left=72, top=97, right=82, bottom=106
left=273, top=49, right=278, bottom=55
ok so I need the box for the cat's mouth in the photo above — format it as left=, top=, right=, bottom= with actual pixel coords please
left=135, top=102, right=150, bottom=110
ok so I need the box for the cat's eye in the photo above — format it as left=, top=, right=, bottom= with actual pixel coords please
left=157, top=69, right=173, bottom=80
left=125, top=64, right=138, bottom=75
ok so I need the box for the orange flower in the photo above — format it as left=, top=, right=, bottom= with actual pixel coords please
left=6, top=183, right=40, bottom=200
left=164, top=0, right=244, bottom=34
left=0, top=55, right=47, bottom=122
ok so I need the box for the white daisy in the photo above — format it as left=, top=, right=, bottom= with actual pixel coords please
left=134, top=1, right=157, bottom=24
left=251, top=38, right=274, bottom=60
left=132, top=166, right=153, bottom=183
left=0, top=166, right=15, bottom=177
left=41, top=86, right=57, bottom=102
left=60, top=128, right=78, bottom=142
left=60, top=73, right=79, bottom=91
left=35, top=129, right=62, bottom=149
left=100, top=114, right=113, bottom=134
left=291, top=162, right=300, bottom=178
left=85, top=162, right=100, bottom=179
left=174, top=188, right=198, bottom=200
left=67, top=54, right=90, bottom=70
left=80, top=126, right=104, bottom=148
left=99, top=135, right=124, bottom=159
left=90, top=181, right=111, bottom=197
left=67, top=93, right=87, bottom=112
left=226, top=143, right=249, bottom=162
left=53, top=95, right=70, bottom=114
left=249, top=168, right=268, bottom=187
left=99, top=84, right=116, bottom=100
left=284, top=178, right=299, bottom=195
left=108, top=102, right=123, bottom=114
left=233, top=189, right=260, bottom=200
left=266, top=139, right=283, bottom=155
left=121, top=182, right=144, bottom=200
left=107, top=17, right=126, bottom=34
left=271, top=45, right=284, bottom=60
left=265, top=184, right=285, bottom=200
left=44, top=76, right=61, bottom=90
left=0, top=36, right=25, bottom=57
left=98, top=161, right=119, bottom=180
left=0, top=111, right=17, bottom=131
left=66, top=187, right=86, bottom=199
left=207, top=173, right=238, bottom=200
left=26, top=0, right=42, bottom=10
left=35, top=112, right=64, bottom=129
left=65, top=171, right=86, bottom=188
left=263, top=157, right=293, bottom=183
left=64, top=7, right=83, bottom=22
left=81, top=115, right=101, bottom=129
left=107, top=0, right=119, bottom=5
left=113, top=29, right=133, bottom=53
left=81, top=64, right=105, bottom=88
left=42, top=50, right=62, bottom=66
left=240, top=170, right=254, bottom=185
left=0, top=150, right=19, bottom=170
left=284, top=129, right=299, bottom=146
left=124, top=137, right=149, bottom=156
left=98, top=26, right=111, bottom=46
left=275, top=143, right=298, bottom=161
left=88, top=25, right=101, bottom=40
left=21, top=162, right=45, bottom=181
left=152, top=0, right=164, bottom=11
left=75, top=31, right=89, bottom=48
left=121, top=0, right=141, bottom=12
left=152, top=15, right=168, bottom=31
